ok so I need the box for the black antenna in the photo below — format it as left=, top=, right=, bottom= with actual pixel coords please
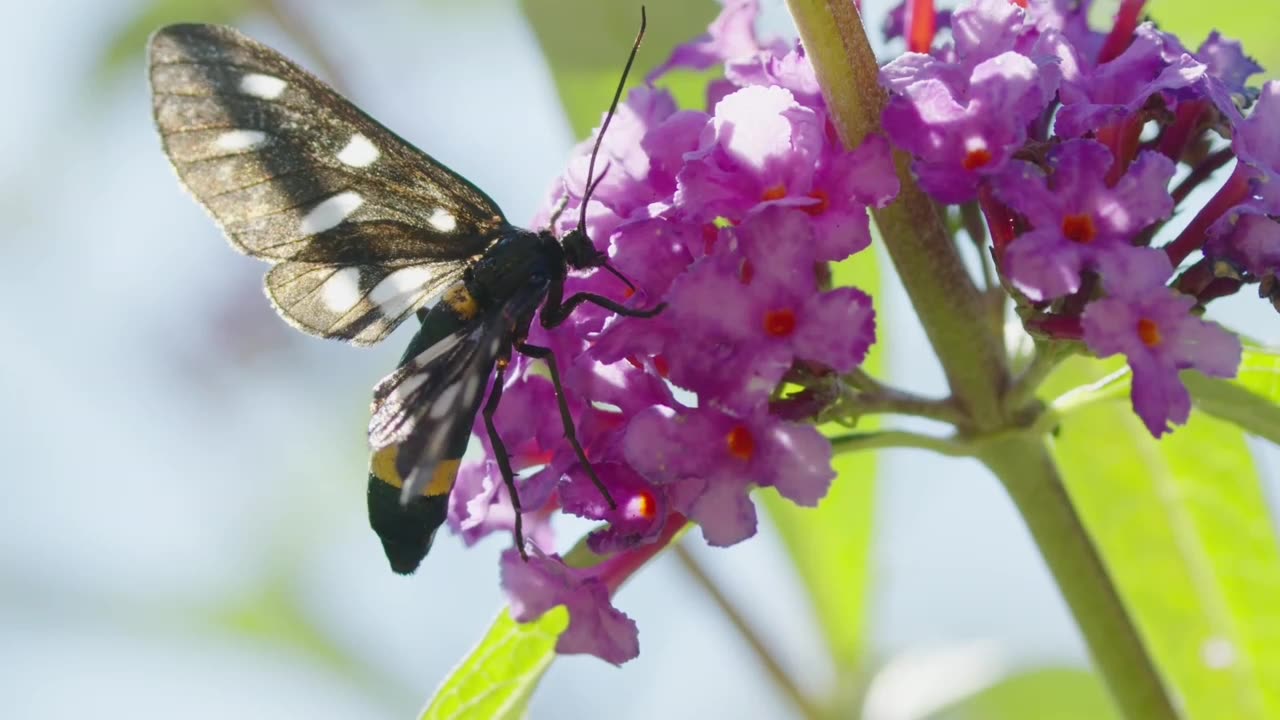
left=604, top=263, right=638, bottom=293
left=578, top=6, right=647, bottom=232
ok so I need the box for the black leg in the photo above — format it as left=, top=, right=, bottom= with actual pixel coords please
left=482, top=363, right=527, bottom=560
left=517, top=342, right=617, bottom=510
left=542, top=291, right=665, bottom=328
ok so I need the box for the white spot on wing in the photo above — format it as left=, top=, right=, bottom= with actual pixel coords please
left=300, top=191, right=363, bottom=235
left=428, top=208, right=457, bottom=233
left=462, top=375, right=482, bottom=406
left=320, top=267, right=363, bottom=314
left=368, top=266, right=433, bottom=318
left=336, top=133, right=379, bottom=167
left=239, top=73, right=287, bottom=99
left=214, top=129, right=267, bottom=151
left=409, top=331, right=462, bottom=371
left=429, top=384, right=462, bottom=419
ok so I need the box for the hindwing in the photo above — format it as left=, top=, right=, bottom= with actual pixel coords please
left=368, top=278, right=551, bottom=502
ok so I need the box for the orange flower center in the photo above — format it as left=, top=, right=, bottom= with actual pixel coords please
left=726, top=425, right=755, bottom=460
left=763, top=308, right=797, bottom=337
left=653, top=354, right=670, bottom=378
left=761, top=184, right=787, bottom=201
left=1137, top=317, right=1162, bottom=347
left=627, top=488, right=658, bottom=520
left=702, top=223, right=720, bottom=253
left=1061, top=213, right=1097, bottom=244
left=963, top=148, right=993, bottom=170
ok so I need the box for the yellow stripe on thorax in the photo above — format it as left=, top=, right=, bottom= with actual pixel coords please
left=443, top=284, right=479, bottom=320
left=370, top=445, right=461, bottom=497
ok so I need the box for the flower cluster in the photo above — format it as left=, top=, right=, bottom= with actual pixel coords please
left=441, top=0, right=1273, bottom=664
left=443, top=0, right=896, bottom=663
left=882, top=0, right=1262, bottom=435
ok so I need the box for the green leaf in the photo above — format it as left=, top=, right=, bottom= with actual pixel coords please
left=419, top=606, right=569, bottom=720
left=520, top=0, right=718, bottom=136
left=1151, top=0, right=1280, bottom=82
left=1046, top=357, right=1280, bottom=719
left=1184, top=346, right=1280, bottom=445
left=932, top=668, right=1118, bottom=720
left=1236, top=345, right=1280, bottom=400
left=760, top=248, right=882, bottom=703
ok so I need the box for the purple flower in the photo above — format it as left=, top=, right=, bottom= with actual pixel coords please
left=679, top=86, right=895, bottom=257
left=1026, top=0, right=1104, bottom=61
left=1206, top=206, right=1280, bottom=281
left=451, top=0, right=893, bottom=665
left=678, top=85, right=826, bottom=218
left=950, top=0, right=1037, bottom=67
left=1055, top=25, right=1208, bottom=139
left=647, top=0, right=778, bottom=81
left=559, top=462, right=669, bottom=555
left=658, top=208, right=876, bottom=411
left=547, top=86, right=685, bottom=245
left=1083, top=277, right=1242, bottom=437
left=878, top=0, right=1069, bottom=203
left=725, top=42, right=823, bottom=105
left=993, top=140, right=1175, bottom=301
left=1196, top=31, right=1263, bottom=104
left=501, top=548, right=639, bottom=665
left=1233, top=81, right=1280, bottom=215
left=623, top=404, right=834, bottom=546
left=881, top=51, right=1046, bottom=203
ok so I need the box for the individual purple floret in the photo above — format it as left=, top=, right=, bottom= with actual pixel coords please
left=992, top=140, right=1175, bottom=301
left=623, top=403, right=835, bottom=546
left=501, top=548, right=640, bottom=666
left=1206, top=206, right=1280, bottom=294
left=1055, top=25, right=1207, bottom=139
left=1233, top=82, right=1280, bottom=214
left=880, top=0, right=1058, bottom=202
left=1082, top=253, right=1242, bottom=436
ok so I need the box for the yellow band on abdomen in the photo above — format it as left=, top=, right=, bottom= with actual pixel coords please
left=370, top=445, right=461, bottom=498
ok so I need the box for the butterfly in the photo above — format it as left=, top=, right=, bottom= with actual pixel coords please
left=147, top=12, right=659, bottom=575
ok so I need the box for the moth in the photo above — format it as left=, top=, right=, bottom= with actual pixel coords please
left=147, top=13, right=658, bottom=574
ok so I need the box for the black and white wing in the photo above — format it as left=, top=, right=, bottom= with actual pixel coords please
left=368, top=279, right=549, bottom=502
left=148, top=23, right=510, bottom=345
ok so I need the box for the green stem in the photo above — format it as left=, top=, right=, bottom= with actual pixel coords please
left=673, top=542, right=824, bottom=720
left=829, top=430, right=968, bottom=457
left=785, top=3, right=1182, bottom=717
left=837, top=369, right=966, bottom=425
left=784, top=0, right=1008, bottom=431
left=977, top=435, right=1180, bottom=720
left=1005, top=343, right=1070, bottom=415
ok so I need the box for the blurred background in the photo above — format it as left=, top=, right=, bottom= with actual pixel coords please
left=1, top=0, right=1275, bottom=718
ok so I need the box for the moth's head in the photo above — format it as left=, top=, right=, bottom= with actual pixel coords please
left=561, top=227, right=608, bottom=271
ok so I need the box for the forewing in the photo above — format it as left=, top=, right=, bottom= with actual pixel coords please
left=368, top=280, right=549, bottom=502
left=148, top=24, right=509, bottom=344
